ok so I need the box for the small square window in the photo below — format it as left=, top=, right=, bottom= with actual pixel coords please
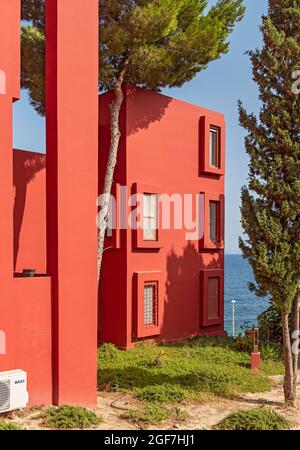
left=209, top=201, right=219, bottom=243
left=144, top=281, right=159, bottom=328
left=210, top=126, right=220, bottom=168
left=143, top=193, right=158, bottom=241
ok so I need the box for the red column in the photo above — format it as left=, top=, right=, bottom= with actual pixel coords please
left=46, top=0, right=99, bottom=407
left=0, top=1, right=20, bottom=281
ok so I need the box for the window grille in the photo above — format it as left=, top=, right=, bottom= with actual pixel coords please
left=144, top=281, right=159, bottom=328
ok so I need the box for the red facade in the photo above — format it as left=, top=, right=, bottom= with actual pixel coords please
left=0, top=2, right=225, bottom=407
left=99, top=85, right=225, bottom=349
left=0, top=0, right=99, bottom=407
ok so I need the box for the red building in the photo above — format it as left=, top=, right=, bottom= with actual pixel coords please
left=99, top=85, right=225, bottom=349
left=0, top=1, right=225, bottom=408
left=0, top=0, right=99, bottom=407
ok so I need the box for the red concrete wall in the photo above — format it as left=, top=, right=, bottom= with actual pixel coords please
left=0, top=1, right=52, bottom=406
left=0, top=0, right=99, bottom=408
left=1, top=277, right=53, bottom=406
left=13, top=150, right=46, bottom=274
left=100, top=85, right=225, bottom=349
left=46, top=0, right=99, bottom=407
left=99, top=91, right=128, bottom=345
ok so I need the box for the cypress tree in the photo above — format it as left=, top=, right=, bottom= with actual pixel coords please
left=239, top=0, right=300, bottom=406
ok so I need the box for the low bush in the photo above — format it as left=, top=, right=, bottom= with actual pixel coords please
left=214, top=407, right=290, bottom=430
left=121, top=404, right=170, bottom=424
left=40, top=405, right=102, bottom=430
left=137, top=384, right=186, bottom=403
left=0, top=419, right=23, bottom=430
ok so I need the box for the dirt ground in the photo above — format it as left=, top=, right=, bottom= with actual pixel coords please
left=9, top=374, right=300, bottom=430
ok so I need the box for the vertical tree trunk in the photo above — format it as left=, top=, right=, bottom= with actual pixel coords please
left=291, top=288, right=300, bottom=400
left=282, top=308, right=296, bottom=406
left=97, top=60, right=129, bottom=281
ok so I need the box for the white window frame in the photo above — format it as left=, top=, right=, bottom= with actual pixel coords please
left=210, top=126, right=220, bottom=168
left=143, top=193, right=158, bottom=241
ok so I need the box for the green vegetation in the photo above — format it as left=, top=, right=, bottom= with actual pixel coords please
left=0, top=419, right=23, bottom=430
left=239, top=0, right=300, bottom=405
left=98, top=338, right=283, bottom=403
left=137, top=383, right=186, bottom=403
left=258, top=304, right=282, bottom=344
left=121, top=404, right=171, bottom=424
left=121, top=404, right=188, bottom=425
left=40, top=405, right=102, bottom=430
left=214, top=407, right=290, bottom=431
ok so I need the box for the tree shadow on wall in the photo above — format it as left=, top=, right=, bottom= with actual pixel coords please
left=99, top=85, right=172, bottom=341
left=125, top=84, right=172, bottom=136
left=161, top=241, right=223, bottom=340
left=13, top=150, right=45, bottom=271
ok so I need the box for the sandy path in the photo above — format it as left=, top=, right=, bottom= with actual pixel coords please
left=9, top=374, right=300, bottom=430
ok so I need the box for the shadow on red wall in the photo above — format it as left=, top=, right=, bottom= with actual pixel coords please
left=13, top=150, right=46, bottom=273
left=126, top=85, right=172, bottom=136
left=163, top=241, right=223, bottom=341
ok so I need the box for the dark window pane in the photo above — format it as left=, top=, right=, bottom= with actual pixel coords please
left=209, top=201, right=218, bottom=242
left=210, top=127, right=219, bottom=168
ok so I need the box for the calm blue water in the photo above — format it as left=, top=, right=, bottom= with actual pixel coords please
left=224, top=254, right=269, bottom=335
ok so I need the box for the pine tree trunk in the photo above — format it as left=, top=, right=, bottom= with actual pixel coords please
left=282, top=308, right=296, bottom=406
left=291, top=288, right=300, bottom=400
left=97, top=60, right=129, bottom=281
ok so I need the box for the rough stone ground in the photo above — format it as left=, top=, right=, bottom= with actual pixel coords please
left=7, top=374, right=300, bottom=430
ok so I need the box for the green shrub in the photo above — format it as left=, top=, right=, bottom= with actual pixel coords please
left=257, top=304, right=282, bottom=344
left=233, top=335, right=253, bottom=353
left=40, top=405, right=102, bottom=429
left=121, top=405, right=170, bottom=424
left=214, top=407, right=290, bottom=430
left=260, top=342, right=282, bottom=361
left=0, top=419, right=23, bottom=430
left=137, top=384, right=186, bottom=403
left=98, top=343, right=119, bottom=361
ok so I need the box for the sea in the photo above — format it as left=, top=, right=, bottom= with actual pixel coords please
left=224, top=254, right=269, bottom=336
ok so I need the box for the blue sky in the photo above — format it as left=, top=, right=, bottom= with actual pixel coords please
left=13, top=0, right=268, bottom=253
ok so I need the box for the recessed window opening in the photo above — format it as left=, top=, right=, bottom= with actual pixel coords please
left=144, top=281, right=159, bottom=328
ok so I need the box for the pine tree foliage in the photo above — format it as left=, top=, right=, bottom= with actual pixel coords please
left=239, top=0, right=300, bottom=313
left=21, top=0, right=245, bottom=114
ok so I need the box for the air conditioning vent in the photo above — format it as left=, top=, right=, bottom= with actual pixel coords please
left=0, top=380, right=10, bottom=412
left=0, top=370, right=28, bottom=413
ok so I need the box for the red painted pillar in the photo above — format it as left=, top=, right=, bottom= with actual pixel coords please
left=0, top=0, right=20, bottom=281
left=251, top=351, right=261, bottom=370
left=46, top=0, right=99, bottom=407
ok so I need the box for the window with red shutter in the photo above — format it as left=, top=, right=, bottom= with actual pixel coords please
left=207, top=277, right=220, bottom=320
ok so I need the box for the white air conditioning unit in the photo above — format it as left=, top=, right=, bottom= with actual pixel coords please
left=0, top=370, right=28, bottom=413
